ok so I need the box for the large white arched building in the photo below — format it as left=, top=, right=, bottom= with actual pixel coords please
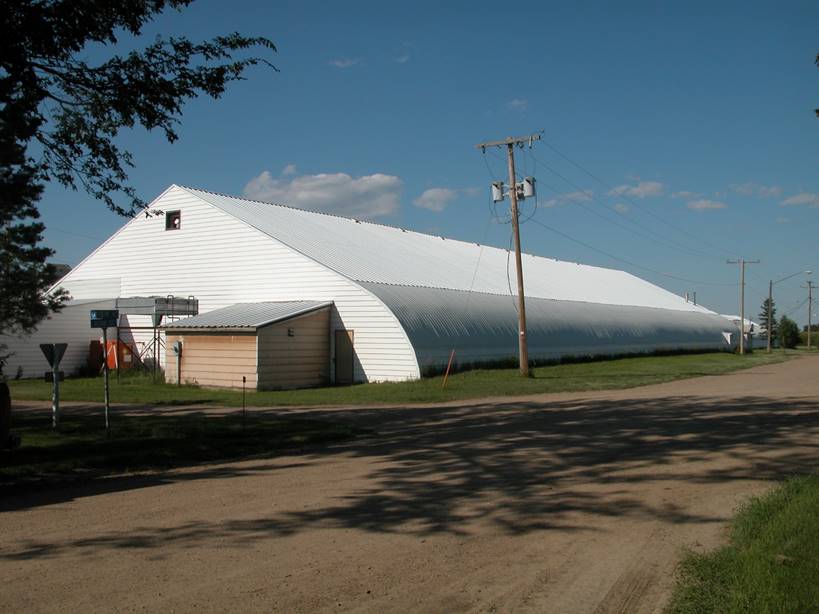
left=2, top=185, right=738, bottom=384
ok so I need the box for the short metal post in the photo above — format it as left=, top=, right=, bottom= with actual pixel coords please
left=116, top=318, right=121, bottom=382
left=52, top=361, right=59, bottom=430
left=242, top=376, right=247, bottom=431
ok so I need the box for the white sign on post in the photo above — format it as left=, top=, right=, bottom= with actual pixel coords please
left=40, top=343, right=67, bottom=429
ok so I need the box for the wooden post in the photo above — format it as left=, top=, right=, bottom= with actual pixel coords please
left=442, top=349, right=456, bottom=389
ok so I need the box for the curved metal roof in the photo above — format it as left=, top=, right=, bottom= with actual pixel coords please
left=361, top=283, right=737, bottom=370
left=180, top=186, right=712, bottom=314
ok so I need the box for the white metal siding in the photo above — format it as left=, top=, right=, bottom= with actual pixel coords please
left=54, top=186, right=419, bottom=382
left=0, top=299, right=113, bottom=379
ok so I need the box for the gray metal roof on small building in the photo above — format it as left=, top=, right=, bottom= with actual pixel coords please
left=164, top=301, right=332, bottom=330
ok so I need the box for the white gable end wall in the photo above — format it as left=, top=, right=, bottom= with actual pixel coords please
left=55, top=186, right=420, bottom=382
left=0, top=299, right=114, bottom=379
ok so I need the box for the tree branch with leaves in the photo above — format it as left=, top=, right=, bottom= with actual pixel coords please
left=0, top=1, right=276, bottom=351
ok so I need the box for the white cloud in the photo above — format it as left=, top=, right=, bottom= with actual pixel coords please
left=328, top=58, right=360, bottom=69
left=543, top=190, right=593, bottom=208
left=781, top=192, right=819, bottom=208
left=507, top=98, right=528, bottom=111
left=243, top=171, right=401, bottom=219
left=614, top=203, right=630, bottom=214
left=730, top=182, right=782, bottom=198
left=608, top=181, right=664, bottom=199
left=687, top=199, right=727, bottom=211
left=394, top=43, right=413, bottom=64
left=672, top=191, right=699, bottom=199
left=462, top=186, right=482, bottom=197
left=282, top=163, right=297, bottom=176
left=414, top=188, right=458, bottom=212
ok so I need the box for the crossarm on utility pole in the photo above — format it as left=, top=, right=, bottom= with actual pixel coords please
left=475, top=133, right=542, bottom=151
left=475, top=132, right=543, bottom=376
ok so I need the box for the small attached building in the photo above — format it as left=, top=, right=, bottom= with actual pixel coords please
left=164, top=301, right=332, bottom=390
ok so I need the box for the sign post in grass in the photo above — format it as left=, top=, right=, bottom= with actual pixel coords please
left=39, top=343, right=67, bottom=429
left=91, top=310, right=119, bottom=433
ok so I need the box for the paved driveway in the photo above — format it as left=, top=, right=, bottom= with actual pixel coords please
left=2, top=355, right=818, bottom=612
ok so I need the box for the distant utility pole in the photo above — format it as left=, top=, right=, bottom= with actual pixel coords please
left=476, top=132, right=541, bottom=376
left=768, top=270, right=811, bottom=353
left=727, top=258, right=760, bottom=354
left=803, top=281, right=816, bottom=350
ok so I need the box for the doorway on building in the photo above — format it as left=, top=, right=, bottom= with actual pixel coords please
left=334, top=329, right=354, bottom=385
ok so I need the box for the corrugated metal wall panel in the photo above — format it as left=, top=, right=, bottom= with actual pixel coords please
left=53, top=186, right=419, bottom=382
left=361, top=283, right=740, bottom=372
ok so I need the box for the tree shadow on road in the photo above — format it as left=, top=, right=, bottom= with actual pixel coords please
left=3, top=393, right=818, bottom=560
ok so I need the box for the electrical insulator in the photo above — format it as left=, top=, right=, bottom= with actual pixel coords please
left=491, top=181, right=504, bottom=203
left=523, top=176, right=536, bottom=198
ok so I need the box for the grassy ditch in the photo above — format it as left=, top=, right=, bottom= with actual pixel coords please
left=8, top=350, right=792, bottom=408
left=0, top=410, right=358, bottom=486
left=668, top=475, right=819, bottom=613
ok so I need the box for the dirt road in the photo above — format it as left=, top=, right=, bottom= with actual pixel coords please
left=2, top=355, right=818, bottom=613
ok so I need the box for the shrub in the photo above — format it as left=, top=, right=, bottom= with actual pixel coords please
left=778, top=316, right=800, bottom=348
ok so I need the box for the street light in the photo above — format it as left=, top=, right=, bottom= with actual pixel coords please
left=768, top=270, right=812, bottom=353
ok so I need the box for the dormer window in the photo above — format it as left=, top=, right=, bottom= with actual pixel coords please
left=165, top=210, right=181, bottom=230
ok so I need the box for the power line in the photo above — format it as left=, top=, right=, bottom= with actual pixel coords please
left=533, top=176, right=719, bottom=261
left=538, top=138, right=737, bottom=259
left=529, top=150, right=723, bottom=261
left=527, top=216, right=738, bottom=287
left=782, top=296, right=808, bottom=316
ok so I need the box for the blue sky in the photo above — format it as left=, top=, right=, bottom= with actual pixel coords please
left=39, top=0, right=819, bottom=325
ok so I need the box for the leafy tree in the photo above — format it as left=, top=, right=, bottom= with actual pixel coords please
left=778, top=316, right=800, bottom=349
left=1, top=2, right=275, bottom=444
left=0, top=1, right=276, bottom=345
left=758, top=297, right=777, bottom=339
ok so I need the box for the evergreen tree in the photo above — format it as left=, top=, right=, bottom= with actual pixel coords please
left=759, top=297, right=778, bottom=339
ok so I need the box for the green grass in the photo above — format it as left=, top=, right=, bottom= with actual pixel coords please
left=8, top=350, right=792, bottom=408
left=667, top=475, right=819, bottom=613
left=0, top=410, right=358, bottom=486
left=798, top=330, right=819, bottom=350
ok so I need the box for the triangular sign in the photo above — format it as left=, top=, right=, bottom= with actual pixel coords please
left=40, top=343, right=68, bottom=367
left=54, top=343, right=67, bottom=365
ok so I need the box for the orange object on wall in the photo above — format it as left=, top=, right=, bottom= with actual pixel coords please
left=105, top=340, right=135, bottom=370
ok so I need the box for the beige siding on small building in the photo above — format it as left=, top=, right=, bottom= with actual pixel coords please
left=257, top=309, right=330, bottom=390
left=166, top=332, right=257, bottom=389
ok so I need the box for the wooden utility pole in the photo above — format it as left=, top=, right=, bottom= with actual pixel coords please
left=727, top=258, right=759, bottom=354
left=803, top=281, right=815, bottom=350
left=767, top=279, right=774, bottom=353
left=476, top=133, right=541, bottom=376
